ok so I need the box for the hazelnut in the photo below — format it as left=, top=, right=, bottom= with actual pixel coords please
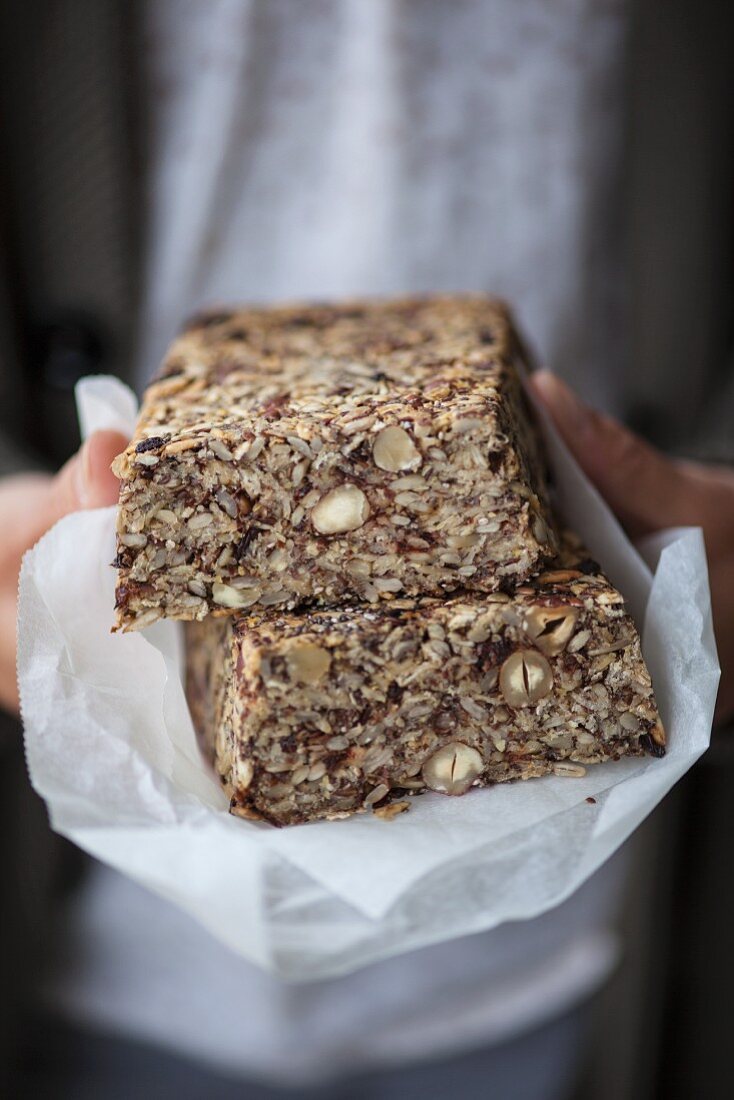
left=421, top=742, right=483, bottom=795
left=524, top=605, right=579, bottom=656
left=311, top=485, right=369, bottom=534
left=499, top=649, right=553, bottom=706
left=372, top=426, right=421, bottom=472
left=285, top=642, right=331, bottom=684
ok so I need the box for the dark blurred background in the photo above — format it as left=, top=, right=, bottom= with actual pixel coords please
left=1, top=2, right=733, bottom=1098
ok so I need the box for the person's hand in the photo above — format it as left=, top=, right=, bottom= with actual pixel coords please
left=531, top=371, right=734, bottom=722
left=0, top=430, right=127, bottom=715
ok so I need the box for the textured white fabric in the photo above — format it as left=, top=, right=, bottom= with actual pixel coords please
left=50, top=860, right=623, bottom=1085
left=137, top=0, right=628, bottom=408
left=52, top=0, right=631, bottom=1082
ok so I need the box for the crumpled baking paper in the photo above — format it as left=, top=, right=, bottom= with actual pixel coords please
left=18, top=375, right=719, bottom=980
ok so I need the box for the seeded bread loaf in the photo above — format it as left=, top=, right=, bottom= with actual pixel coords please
left=185, top=536, right=664, bottom=826
left=113, top=296, right=557, bottom=630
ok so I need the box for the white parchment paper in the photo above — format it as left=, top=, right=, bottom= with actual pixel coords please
left=18, top=375, right=720, bottom=980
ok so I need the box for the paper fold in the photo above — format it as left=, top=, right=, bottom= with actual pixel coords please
left=17, top=375, right=719, bottom=978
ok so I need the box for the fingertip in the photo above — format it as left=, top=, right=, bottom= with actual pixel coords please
left=528, top=368, right=557, bottom=399
left=529, top=369, right=574, bottom=408
left=79, top=431, right=128, bottom=508
left=87, top=429, right=130, bottom=457
left=529, top=370, right=596, bottom=442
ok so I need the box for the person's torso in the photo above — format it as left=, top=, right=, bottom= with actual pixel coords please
left=52, top=0, right=631, bottom=1083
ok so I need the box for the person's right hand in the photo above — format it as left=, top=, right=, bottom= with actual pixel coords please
left=531, top=371, right=734, bottom=722
left=0, top=430, right=127, bottom=715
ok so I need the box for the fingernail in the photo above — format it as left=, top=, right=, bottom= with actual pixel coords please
left=532, top=371, right=594, bottom=438
left=74, top=440, right=93, bottom=508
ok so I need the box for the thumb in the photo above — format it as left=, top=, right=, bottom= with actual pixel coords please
left=46, top=430, right=128, bottom=527
left=529, top=371, right=699, bottom=540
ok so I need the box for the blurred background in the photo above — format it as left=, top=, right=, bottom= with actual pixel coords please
left=0, top=1, right=733, bottom=1097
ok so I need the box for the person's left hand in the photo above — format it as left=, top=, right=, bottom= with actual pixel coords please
left=0, top=430, right=127, bottom=715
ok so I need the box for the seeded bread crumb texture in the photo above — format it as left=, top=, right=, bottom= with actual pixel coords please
left=185, top=534, right=664, bottom=826
left=113, top=296, right=557, bottom=630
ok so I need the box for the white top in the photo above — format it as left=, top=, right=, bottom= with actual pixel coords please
left=50, top=0, right=631, bottom=1083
